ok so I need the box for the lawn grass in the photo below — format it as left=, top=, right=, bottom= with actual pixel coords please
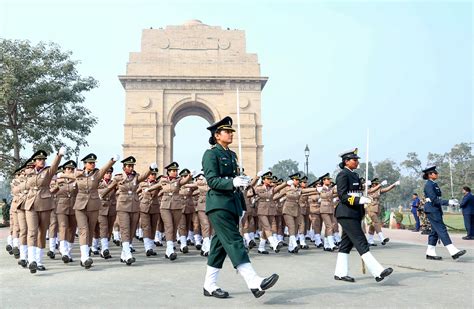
left=401, top=212, right=466, bottom=232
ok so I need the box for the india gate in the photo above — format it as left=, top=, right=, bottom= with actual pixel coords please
left=119, top=20, right=267, bottom=175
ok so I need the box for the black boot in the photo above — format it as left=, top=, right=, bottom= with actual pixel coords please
left=250, top=274, right=279, bottom=298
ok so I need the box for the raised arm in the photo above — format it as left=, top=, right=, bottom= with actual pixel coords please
left=100, top=179, right=118, bottom=198
left=98, top=158, right=116, bottom=181
left=381, top=183, right=397, bottom=193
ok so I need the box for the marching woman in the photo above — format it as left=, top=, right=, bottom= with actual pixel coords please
left=47, top=176, right=60, bottom=259
left=8, top=166, right=26, bottom=260
left=252, top=171, right=284, bottom=254
left=297, top=176, right=310, bottom=249
left=274, top=173, right=316, bottom=253
left=178, top=168, right=198, bottom=253
left=137, top=167, right=162, bottom=257
left=97, top=167, right=117, bottom=259
left=306, top=179, right=323, bottom=248
left=101, top=156, right=154, bottom=265
left=54, top=160, right=78, bottom=263
left=146, top=162, right=191, bottom=261
left=333, top=148, right=392, bottom=283
left=16, top=160, right=35, bottom=268
left=73, top=153, right=117, bottom=269
left=24, top=148, right=65, bottom=273
left=422, top=166, right=466, bottom=260
left=194, top=173, right=213, bottom=256
left=366, top=178, right=400, bottom=246
left=318, top=173, right=339, bottom=252
left=201, top=116, right=278, bottom=299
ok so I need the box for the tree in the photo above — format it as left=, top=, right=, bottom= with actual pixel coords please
left=268, top=159, right=317, bottom=182
left=373, top=159, right=401, bottom=212
left=401, top=152, right=422, bottom=175
left=0, top=39, right=98, bottom=176
left=355, top=161, right=375, bottom=180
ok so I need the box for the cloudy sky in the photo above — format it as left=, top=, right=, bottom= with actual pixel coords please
left=1, top=0, right=472, bottom=176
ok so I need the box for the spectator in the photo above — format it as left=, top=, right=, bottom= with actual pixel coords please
left=460, top=186, right=474, bottom=240
left=411, top=194, right=421, bottom=232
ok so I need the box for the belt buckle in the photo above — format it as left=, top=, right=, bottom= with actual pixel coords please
left=168, top=193, right=173, bottom=196
left=128, top=190, right=132, bottom=195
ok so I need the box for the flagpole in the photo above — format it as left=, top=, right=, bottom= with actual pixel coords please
left=365, top=128, right=369, bottom=196
left=236, top=87, right=243, bottom=175
left=448, top=156, right=454, bottom=198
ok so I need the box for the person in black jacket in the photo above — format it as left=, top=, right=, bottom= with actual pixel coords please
left=333, top=148, right=393, bottom=283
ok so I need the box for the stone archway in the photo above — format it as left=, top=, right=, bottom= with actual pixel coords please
left=119, top=20, right=267, bottom=175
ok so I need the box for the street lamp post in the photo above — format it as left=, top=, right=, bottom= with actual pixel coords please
left=304, top=144, right=310, bottom=176
left=75, top=144, right=80, bottom=167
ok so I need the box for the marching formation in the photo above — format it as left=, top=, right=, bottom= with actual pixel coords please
left=4, top=115, right=468, bottom=299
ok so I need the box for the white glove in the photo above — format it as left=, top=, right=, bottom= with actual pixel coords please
left=240, top=210, right=246, bottom=225
left=318, top=198, right=321, bottom=203
left=332, top=198, right=338, bottom=203
left=317, top=186, right=323, bottom=193
left=425, top=198, right=431, bottom=203
left=257, top=170, right=264, bottom=177
left=58, top=146, right=66, bottom=156
left=57, top=172, right=64, bottom=178
left=144, top=188, right=149, bottom=192
left=233, top=176, right=250, bottom=188
left=394, top=180, right=400, bottom=186
left=448, top=199, right=459, bottom=206
left=381, top=180, right=388, bottom=186
left=150, top=162, right=158, bottom=170
left=112, top=154, right=120, bottom=162
left=366, top=180, right=372, bottom=186
left=359, top=196, right=372, bottom=204
left=286, top=180, right=293, bottom=186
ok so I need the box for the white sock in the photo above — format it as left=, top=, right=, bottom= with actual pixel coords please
left=121, top=241, right=132, bottom=260
left=49, top=237, right=56, bottom=252
left=194, top=234, right=202, bottom=245
left=166, top=241, right=175, bottom=256
left=203, top=266, right=220, bottom=292
left=80, top=245, right=89, bottom=263
left=144, top=238, right=152, bottom=251
left=180, top=236, right=187, bottom=249
left=28, top=246, right=36, bottom=263
left=426, top=245, right=437, bottom=256
left=7, top=235, right=13, bottom=246
left=334, top=252, right=349, bottom=277
left=368, top=234, right=375, bottom=244
left=60, top=240, right=67, bottom=256
left=314, top=234, right=322, bottom=245
left=20, top=245, right=28, bottom=260
left=249, top=232, right=255, bottom=240
left=328, top=235, right=336, bottom=248
left=237, top=263, right=263, bottom=289
left=446, top=244, right=460, bottom=256
left=35, top=247, right=43, bottom=265
left=202, top=237, right=210, bottom=252
left=91, top=238, right=99, bottom=251
left=378, top=232, right=386, bottom=241
left=244, top=233, right=251, bottom=245
left=334, top=232, right=341, bottom=242
left=13, top=238, right=19, bottom=248
left=258, top=239, right=267, bottom=251
left=101, top=238, right=109, bottom=252
left=361, top=252, right=385, bottom=278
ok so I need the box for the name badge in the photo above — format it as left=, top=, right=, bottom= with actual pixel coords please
left=353, top=183, right=359, bottom=185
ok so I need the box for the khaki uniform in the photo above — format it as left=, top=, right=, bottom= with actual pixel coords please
left=195, top=179, right=212, bottom=238
left=55, top=176, right=77, bottom=244
left=298, top=194, right=310, bottom=235
left=24, top=154, right=62, bottom=248
left=308, top=193, right=322, bottom=235
left=367, top=188, right=383, bottom=234
left=96, top=178, right=116, bottom=239
left=254, top=184, right=278, bottom=240
left=178, top=184, right=198, bottom=239
left=320, top=185, right=338, bottom=236
left=73, top=160, right=114, bottom=246
left=138, top=180, right=161, bottom=239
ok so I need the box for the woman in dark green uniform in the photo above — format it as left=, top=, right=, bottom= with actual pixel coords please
left=201, top=116, right=279, bottom=299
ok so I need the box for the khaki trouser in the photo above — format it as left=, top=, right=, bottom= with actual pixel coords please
left=11, top=210, right=19, bottom=239
left=49, top=210, right=58, bottom=238
left=196, top=211, right=212, bottom=238
left=160, top=209, right=182, bottom=242
left=140, top=212, right=160, bottom=239
left=321, top=213, right=335, bottom=236
left=17, top=209, right=28, bottom=245
left=57, top=213, right=77, bottom=243
left=298, top=213, right=310, bottom=234
left=96, top=213, right=116, bottom=239
left=117, top=211, right=140, bottom=243
left=242, top=211, right=255, bottom=234
left=368, top=212, right=382, bottom=234
left=310, top=213, right=322, bottom=234
left=179, top=212, right=194, bottom=237
left=283, top=214, right=298, bottom=236
left=275, top=215, right=284, bottom=235
left=26, top=210, right=51, bottom=248
left=258, top=215, right=275, bottom=239
left=75, top=209, right=99, bottom=246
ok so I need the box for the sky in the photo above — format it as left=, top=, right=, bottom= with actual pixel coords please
left=1, top=0, right=472, bottom=176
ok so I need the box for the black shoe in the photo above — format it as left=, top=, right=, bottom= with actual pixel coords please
left=462, top=236, right=473, bottom=240
left=37, top=265, right=46, bottom=271
left=281, top=242, right=288, bottom=247
left=113, top=240, right=121, bottom=246
left=296, top=240, right=300, bottom=245
left=154, top=241, right=163, bottom=247
left=139, top=237, right=143, bottom=242
left=101, top=249, right=112, bottom=259
left=29, top=261, right=37, bottom=274
left=381, top=238, right=390, bottom=246
left=130, top=247, right=136, bottom=253
left=426, top=255, right=442, bottom=260
left=305, top=236, right=311, bottom=240
left=180, top=246, right=189, bottom=254
left=316, top=244, right=323, bottom=248
left=251, top=274, right=279, bottom=298
left=47, top=251, right=55, bottom=259
left=146, top=249, right=157, bottom=256
left=334, top=242, right=340, bottom=246
left=248, top=240, right=257, bottom=249
left=12, top=247, right=20, bottom=259
left=288, top=249, right=298, bottom=254
left=200, top=250, right=209, bottom=257
left=274, top=242, right=283, bottom=253
left=334, top=275, right=355, bottom=283
left=324, top=247, right=333, bottom=252
left=165, top=252, right=177, bottom=260
left=375, top=268, right=393, bottom=282
left=18, top=259, right=28, bottom=268
left=6, top=244, right=13, bottom=254
left=196, top=244, right=202, bottom=250
left=62, top=255, right=71, bottom=263
left=369, top=243, right=377, bottom=247
left=452, top=250, right=467, bottom=260
left=203, top=288, right=229, bottom=299
left=300, top=245, right=309, bottom=250
left=258, top=250, right=269, bottom=254
left=81, top=258, right=93, bottom=269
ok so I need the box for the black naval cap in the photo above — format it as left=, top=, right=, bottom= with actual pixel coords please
left=31, top=150, right=48, bottom=160
left=121, top=156, right=137, bottom=165
left=289, top=172, right=301, bottom=180
left=179, top=168, right=191, bottom=176
left=107, top=167, right=114, bottom=173
left=300, top=175, right=308, bottom=182
left=81, top=153, right=97, bottom=163
left=422, top=166, right=438, bottom=174
left=371, top=177, right=380, bottom=184
left=320, top=173, right=331, bottom=180
left=26, top=158, right=35, bottom=167
left=165, top=162, right=179, bottom=170
left=62, top=160, right=77, bottom=169
left=308, top=180, right=319, bottom=188
left=150, top=167, right=159, bottom=174
left=206, top=116, right=235, bottom=145
left=261, top=171, right=273, bottom=179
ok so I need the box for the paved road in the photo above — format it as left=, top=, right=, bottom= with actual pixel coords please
left=0, top=228, right=472, bottom=308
